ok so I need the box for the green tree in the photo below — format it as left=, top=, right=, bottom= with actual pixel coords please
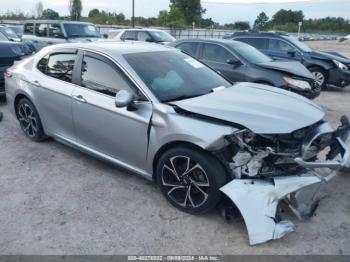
left=254, top=12, right=269, bottom=31
left=167, top=5, right=187, bottom=28
left=88, top=8, right=100, bottom=18
left=170, top=0, right=205, bottom=25
left=271, top=9, right=304, bottom=25
left=41, top=8, right=59, bottom=19
left=69, top=0, right=82, bottom=21
left=158, top=10, right=168, bottom=26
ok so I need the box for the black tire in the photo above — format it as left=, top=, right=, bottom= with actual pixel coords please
left=16, top=98, right=46, bottom=141
left=156, top=146, right=227, bottom=214
left=309, top=66, right=327, bottom=89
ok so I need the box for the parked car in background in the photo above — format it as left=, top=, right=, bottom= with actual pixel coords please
left=0, top=25, right=21, bottom=42
left=110, top=28, right=175, bottom=44
left=170, top=39, right=320, bottom=99
left=0, top=24, right=24, bottom=38
left=5, top=42, right=349, bottom=245
left=230, top=32, right=350, bottom=88
left=22, top=20, right=101, bottom=51
left=0, top=41, right=32, bottom=95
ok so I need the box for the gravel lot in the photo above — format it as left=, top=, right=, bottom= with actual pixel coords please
left=0, top=41, right=349, bottom=255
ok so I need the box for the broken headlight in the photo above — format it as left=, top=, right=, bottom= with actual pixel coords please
left=284, top=76, right=312, bottom=91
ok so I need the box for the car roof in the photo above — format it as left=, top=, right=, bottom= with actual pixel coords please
left=173, top=38, right=248, bottom=48
left=43, top=41, right=174, bottom=56
left=24, top=20, right=94, bottom=25
left=121, top=28, right=166, bottom=32
left=232, top=31, right=289, bottom=38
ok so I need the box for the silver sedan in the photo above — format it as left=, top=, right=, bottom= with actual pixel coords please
left=4, top=42, right=350, bottom=245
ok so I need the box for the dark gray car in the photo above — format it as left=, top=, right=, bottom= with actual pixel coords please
left=170, top=39, right=320, bottom=99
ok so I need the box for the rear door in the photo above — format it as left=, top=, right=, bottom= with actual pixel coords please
left=72, top=50, right=152, bottom=169
left=32, top=49, right=78, bottom=140
left=199, top=42, right=247, bottom=82
left=175, top=42, right=200, bottom=58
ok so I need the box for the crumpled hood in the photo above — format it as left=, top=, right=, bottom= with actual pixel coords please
left=258, top=61, right=314, bottom=79
left=171, top=83, right=325, bottom=134
left=309, top=50, right=350, bottom=64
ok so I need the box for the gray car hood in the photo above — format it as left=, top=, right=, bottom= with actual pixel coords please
left=258, top=61, right=314, bottom=79
left=171, top=83, right=324, bottom=134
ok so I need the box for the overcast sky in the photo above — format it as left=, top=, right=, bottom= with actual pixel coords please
left=0, top=0, right=349, bottom=24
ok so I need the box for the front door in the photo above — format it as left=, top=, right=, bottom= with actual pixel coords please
left=200, top=42, right=247, bottom=82
left=72, top=51, right=152, bottom=169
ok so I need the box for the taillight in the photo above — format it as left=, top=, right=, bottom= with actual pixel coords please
left=4, top=69, right=12, bottom=78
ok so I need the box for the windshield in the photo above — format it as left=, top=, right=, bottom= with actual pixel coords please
left=283, top=36, right=312, bottom=52
left=8, top=26, right=23, bottom=35
left=124, top=51, right=231, bottom=102
left=63, top=23, right=100, bottom=38
left=232, top=42, right=273, bottom=64
left=149, top=31, right=175, bottom=43
left=1, top=27, right=18, bottom=39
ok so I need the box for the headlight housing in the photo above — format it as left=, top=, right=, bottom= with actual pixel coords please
left=333, top=59, right=348, bottom=71
left=284, top=76, right=312, bottom=91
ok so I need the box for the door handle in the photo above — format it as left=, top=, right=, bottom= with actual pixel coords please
left=73, top=95, right=87, bottom=103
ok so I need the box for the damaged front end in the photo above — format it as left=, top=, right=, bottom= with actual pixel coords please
left=217, top=116, right=350, bottom=245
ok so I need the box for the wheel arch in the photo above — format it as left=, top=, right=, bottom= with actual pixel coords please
left=14, top=93, right=30, bottom=119
left=152, top=140, right=206, bottom=181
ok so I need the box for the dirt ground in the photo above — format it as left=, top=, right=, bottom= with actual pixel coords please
left=0, top=41, right=349, bottom=255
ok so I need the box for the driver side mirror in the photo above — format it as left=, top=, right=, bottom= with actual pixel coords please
left=227, top=58, right=241, bottom=66
left=103, top=33, right=108, bottom=39
left=115, top=90, right=137, bottom=111
left=145, top=37, right=154, bottom=43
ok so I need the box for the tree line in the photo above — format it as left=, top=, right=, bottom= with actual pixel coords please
left=0, top=0, right=349, bottom=34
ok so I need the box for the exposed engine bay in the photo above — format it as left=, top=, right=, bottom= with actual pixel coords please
left=216, top=116, right=350, bottom=245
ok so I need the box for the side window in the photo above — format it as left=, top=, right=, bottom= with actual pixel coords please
left=122, top=31, right=137, bottom=40
left=0, top=32, right=8, bottom=41
left=176, top=42, right=199, bottom=57
left=268, top=39, right=296, bottom=53
left=238, top=38, right=267, bottom=50
left=24, top=23, right=34, bottom=34
left=202, top=43, right=234, bottom=63
left=37, top=55, right=49, bottom=74
left=81, top=55, right=134, bottom=97
left=137, top=31, right=151, bottom=41
left=48, top=24, right=64, bottom=38
left=35, top=23, right=48, bottom=37
left=46, top=53, right=76, bottom=83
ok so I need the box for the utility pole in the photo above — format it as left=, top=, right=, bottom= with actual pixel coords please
left=132, top=0, right=135, bottom=28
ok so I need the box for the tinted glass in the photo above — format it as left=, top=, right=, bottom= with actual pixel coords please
left=237, top=37, right=268, bottom=50
left=137, top=31, right=151, bottom=41
left=48, top=24, right=64, bottom=38
left=0, top=32, right=8, bottom=41
left=283, top=36, right=312, bottom=52
left=149, top=31, right=175, bottom=42
left=24, top=23, right=34, bottom=34
left=230, top=42, right=272, bottom=64
left=123, top=31, right=137, bottom=40
left=46, top=53, right=76, bottom=83
left=202, top=43, right=234, bottom=63
left=37, top=55, right=48, bottom=73
left=176, top=42, right=199, bottom=57
left=268, top=39, right=296, bottom=52
left=124, top=51, right=231, bottom=102
left=35, top=24, right=48, bottom=37
left=63, top=23, right=99, bottom=38
left=81, top=56, right=133, bottom=97
left=1, top=27, right=18, bottom=39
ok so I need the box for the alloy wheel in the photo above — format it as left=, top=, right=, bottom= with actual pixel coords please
left=312, top=71, right=325, bottom=86
left=161, top=156, right=210, bottom=209
left=18, top=103, right=38, bottom=138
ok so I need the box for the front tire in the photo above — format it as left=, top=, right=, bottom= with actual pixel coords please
left=156, top=146, right=227, bottom=214
left=16, top=98, right=46, bottom=141
left=309, top=66, right=327, bottom=89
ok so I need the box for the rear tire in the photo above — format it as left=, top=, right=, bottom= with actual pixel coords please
left=309, top=66, right=327, bottom=89
left=156, top=146, right=227, bottom=214
left=16, top=98, right=46, bottom=142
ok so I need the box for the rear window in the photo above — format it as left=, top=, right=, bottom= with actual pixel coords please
left=122, top=31, right=137, bottom=40
left=24, top=23, right=34, bottom=34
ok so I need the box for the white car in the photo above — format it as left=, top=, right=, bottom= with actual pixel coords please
left=109, top=28, right=175, bottom=44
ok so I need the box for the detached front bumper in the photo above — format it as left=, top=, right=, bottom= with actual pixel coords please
left=220, top=117, right=350, bottom=245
